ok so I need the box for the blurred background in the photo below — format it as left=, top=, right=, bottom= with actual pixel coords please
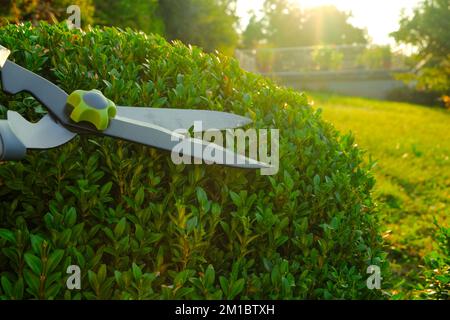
left=0, top=0, right=449, bottom=299
left=0, top=0, right=448, bottom=106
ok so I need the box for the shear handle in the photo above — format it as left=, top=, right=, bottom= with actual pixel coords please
left=0, top=120, right=26, bottom=160
left=1, top=60, right=70, bottom=124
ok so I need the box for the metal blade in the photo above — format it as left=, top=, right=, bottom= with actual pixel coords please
left=0, top=58, right=252, bottom=133
left=0, top=45, right=10, bottom=68
left=116, top=106, right=252, bottom=132
left=7, top=111, right=77, bottom=149
left=103, top=116, right=268, bottom=169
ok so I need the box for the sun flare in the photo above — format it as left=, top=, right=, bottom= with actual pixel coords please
left=238, top=0, right=421, bottom=45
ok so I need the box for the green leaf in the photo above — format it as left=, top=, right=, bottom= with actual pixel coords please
left=313, top=174, right=321, bottom=187
left=229, top=191, right=241, bottom=207
left=100, top=182, right=113, bottom=196
left=284, top=171, right=294, bottom=190
left=436, top=275, right=449, bottom=284
left=220, top=221, right=230, bottom=237
left=174, top=270, right=194, bottom=287
left=24, top=270, right=40, bottom=297
left=0, top=229, right=16, bottom=243
left=88, top=270, right=98, bottom=290
left=30, top=234, right=44, bottom=255
left=98, top=264, right=107, bottom=283
left=47, top=250, right=65, bottom=273
left=24, top=253, right=42, bottom=275
left=204, top=265, right=215, bottom=287
left=186, top=216, right=198, bottom=232
left=46, top=283, right=62, bottom=299
left=103, top=227, right=115, bottom=241
left=148, top=233, right=163, bottom=244
left=271, top=265, right=280, bottom=285
left=135, top=187, right=145, bottom=207
left=132, top=263, right=142, bottom=281
left=135, top=224, right=144, bottom=241
left=262, top=258, right=273, bottom=272
left=73, top=248, right=86, bottom=267
left=14, top=277, right=24, bottom=299
left=196, top=187, right=208, bottom=205
left=219, top=276, right=229, bottom=295
left=229, top=278, right=245, bottom=299
left=114, top=271, right=123, bottom=287
left=114, top=217, right=127, bottom=238
left=211, top=203, right=221, bottom=216
left=1, top=276, right=13, bottom=297
left=175, top=287, right=195, bottom=299
left=275, top=235, right=289, bottom=247
left=64, top=208, right=77, bottom=227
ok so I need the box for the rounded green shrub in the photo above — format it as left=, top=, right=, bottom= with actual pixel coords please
left=0, top=23, right=386, bottom=300
left=418, top=223, right=449, bottom=300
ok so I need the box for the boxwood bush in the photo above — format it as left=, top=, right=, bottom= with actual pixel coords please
left=0, top=23, right=386, bottom=300
left=418, top=223, right=449, bottom=300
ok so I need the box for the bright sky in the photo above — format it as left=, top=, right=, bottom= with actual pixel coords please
left=236, top=0, right=422, bottom=46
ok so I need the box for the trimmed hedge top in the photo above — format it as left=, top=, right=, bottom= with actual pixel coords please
left=0, top=23, right=385, bottom=300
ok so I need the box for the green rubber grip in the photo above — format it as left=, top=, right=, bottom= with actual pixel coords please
left=66, top=89, right=117, bottom=130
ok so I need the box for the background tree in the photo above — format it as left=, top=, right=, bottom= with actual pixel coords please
left=261, top=0, right=306, bottom=48
left=301, top=5, right=367, bottom=46
left=241, top=14, right=265, bottom=49
left=391, top=0, right=450, bottom=101
left=0, top=0, right=238, bottom=54
left=0, top=0, right=94, bottom=25
left=93, top=0, right=164, bottom=36
left=242, top=0, right=367, bottom=48
left=159, top=0, right=239, bottom=54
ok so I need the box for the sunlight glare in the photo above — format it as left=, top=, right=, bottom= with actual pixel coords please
left=294, top=0, right=420, bottom=45
left=237, top=0, right=421, bottom=45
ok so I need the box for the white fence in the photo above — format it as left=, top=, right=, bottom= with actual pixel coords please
left=235, top=44, right=410, bottom=75
left=235, top=44, right=413, bottom=99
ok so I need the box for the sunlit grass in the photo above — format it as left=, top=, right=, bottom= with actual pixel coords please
left=308, top=92, right=450, bottom=296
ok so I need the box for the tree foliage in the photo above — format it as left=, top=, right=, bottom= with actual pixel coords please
left=0, top=0, right=95, bottom=25
left=300, top=5, right=367, bottom=46
left=391, top=0, right=450, bottom=99
left=0, top=0, right=239, bottom=54
left=159, top=0, right=239, bottom=54
left=242, top=0, right=367, bottom=48
left=241, top=15, right=265, bottom=49
left=260, top=0, right=305, bottom=48
left=93, top=0, right=164, bottom=36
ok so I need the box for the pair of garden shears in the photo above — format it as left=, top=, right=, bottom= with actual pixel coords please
left=0, top=45, right=266, bottom=169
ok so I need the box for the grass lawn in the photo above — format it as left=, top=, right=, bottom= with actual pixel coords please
left=307, top=92, right=450, bottom=297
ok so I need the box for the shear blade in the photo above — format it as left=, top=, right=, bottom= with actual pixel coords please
left=105, top=116, right=268, bottom=169
left=7, top=111, right=77, bottom=149
left=0, top=45, right=10, bottom=68
left=116, top=106, right=252, bottom=132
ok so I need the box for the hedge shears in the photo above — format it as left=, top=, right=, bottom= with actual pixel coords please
left=0, top=45, right=266, bottom=169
